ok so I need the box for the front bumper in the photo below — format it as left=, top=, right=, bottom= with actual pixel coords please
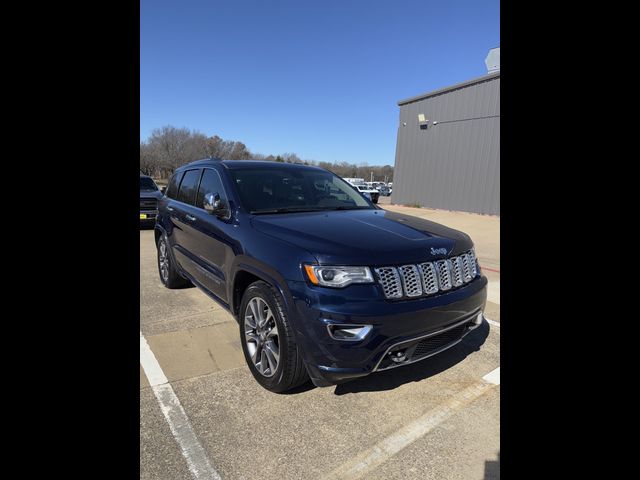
left=287, top=275, right=487, bottom=386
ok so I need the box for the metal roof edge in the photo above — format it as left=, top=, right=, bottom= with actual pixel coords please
left=397, top=71, right=500, bottom=106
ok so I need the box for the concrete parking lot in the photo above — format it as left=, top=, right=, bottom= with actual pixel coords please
left=140, top=204, right=500, bottom=480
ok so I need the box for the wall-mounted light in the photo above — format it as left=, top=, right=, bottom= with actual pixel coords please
left=418, top=113, right=429, bottom=130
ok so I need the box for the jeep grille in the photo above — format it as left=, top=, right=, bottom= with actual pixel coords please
left=374, top=249, right=479, bottom=300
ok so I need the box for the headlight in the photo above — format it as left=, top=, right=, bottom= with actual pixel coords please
left=304, top=265, right=374, bottom=288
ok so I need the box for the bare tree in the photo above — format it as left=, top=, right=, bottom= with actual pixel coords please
left=206, top=135, right=252, bottom=159
left=282, top=152, right=301, bottom=163
left=140, top=124, right=393, bottom=182
left=140, top=143, right=157, bottom=176
left=140, top=126, right=209, bottom=178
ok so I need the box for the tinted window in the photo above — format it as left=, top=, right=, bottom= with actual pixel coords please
left=230, top=167, right=372, bottom=213
left=140, top=177, right=158, bottom=191
left=165, top=171, right=184, bottom=199
left=196, top=169, right=226, bottom=208
left=177, top=169, right=202, bottom=205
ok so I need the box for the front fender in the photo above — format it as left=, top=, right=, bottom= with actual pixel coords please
left=228, top=256, right=297, bottom=322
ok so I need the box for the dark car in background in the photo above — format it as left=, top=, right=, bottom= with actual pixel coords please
left=154, top=159, right=487, bottom=392
left=140, top=174, right=163, bottom=225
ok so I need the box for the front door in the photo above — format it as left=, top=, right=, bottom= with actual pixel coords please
left=186, top=168, right=234, bottom=303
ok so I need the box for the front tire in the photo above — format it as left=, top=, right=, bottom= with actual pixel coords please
left=157, top=235, right=189, bottom=289
left=239, top=281, right=309, bottom=392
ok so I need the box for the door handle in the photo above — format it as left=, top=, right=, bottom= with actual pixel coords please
left=167, top=206, right=174, bottom=212
left=185, top=214, right=197, bottom=222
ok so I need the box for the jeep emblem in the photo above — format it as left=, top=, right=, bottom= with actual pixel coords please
left=430, top=247, right=448, bottom=256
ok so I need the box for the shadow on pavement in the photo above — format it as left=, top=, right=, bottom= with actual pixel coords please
left=171, top=281, right=197, bottom=290
left=333, top=320, right=491, bottom=395
left=279, top=380, right=316, bottom=395
left=484, top=451, right=500, bottom=479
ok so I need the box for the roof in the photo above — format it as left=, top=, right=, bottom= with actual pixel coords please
left=177, top=159, right=324, bottom=172
left=397, top=71, right=500, bottom=106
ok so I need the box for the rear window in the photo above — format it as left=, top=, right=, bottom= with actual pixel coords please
left=177, top=169, right=202, bottom=205
left=165, top=171, right=183, bottom=199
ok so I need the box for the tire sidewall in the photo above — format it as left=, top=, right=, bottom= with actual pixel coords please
left=157, top=233, right=186, bottom=288
left=239, top=283, right=291, bottom=391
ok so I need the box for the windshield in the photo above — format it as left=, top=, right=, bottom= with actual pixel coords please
left=140, top=177, right=158, bottom=191
left=230, top=168, right=374, bottom=214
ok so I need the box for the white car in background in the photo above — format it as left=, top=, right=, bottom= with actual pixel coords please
left=350, top=183, right=380, bottom=204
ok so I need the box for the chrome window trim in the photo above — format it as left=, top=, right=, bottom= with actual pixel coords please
left=170, top=167, right=231, bottom=212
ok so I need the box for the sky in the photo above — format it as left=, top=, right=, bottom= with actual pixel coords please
left=140, top=0, right=499, bottom=166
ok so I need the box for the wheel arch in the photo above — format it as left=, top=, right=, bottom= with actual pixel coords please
left=230, top=263, right=293, bottom=321
left=154, top=224, right=165, bottom=246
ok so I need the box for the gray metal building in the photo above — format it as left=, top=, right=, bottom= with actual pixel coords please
left=392, top=70, right=500, bottom=215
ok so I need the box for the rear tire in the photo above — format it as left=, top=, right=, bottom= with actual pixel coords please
left=239, top=281, right=309, bottom=392
left=157, top=234, right=189, bottom=289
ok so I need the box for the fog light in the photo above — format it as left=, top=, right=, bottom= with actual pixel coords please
left=390, top=349, right=408, bottom=363
left=327, top=324, right=372, bottom=341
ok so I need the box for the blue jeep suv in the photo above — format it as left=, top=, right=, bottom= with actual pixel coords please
left=155, top=159, right=487, bottom=392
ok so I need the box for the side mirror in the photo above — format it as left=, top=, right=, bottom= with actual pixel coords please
left=160, top=186, right=167, bottom=194
left=203, top=192, right=228, bottom=218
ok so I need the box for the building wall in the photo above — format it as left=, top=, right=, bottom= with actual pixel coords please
left=393, top=74, right=500, bottom=215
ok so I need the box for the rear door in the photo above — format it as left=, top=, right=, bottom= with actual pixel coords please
left=160, top=170, right=184, bottom=237
left=169, top=168, right=203, bottom=278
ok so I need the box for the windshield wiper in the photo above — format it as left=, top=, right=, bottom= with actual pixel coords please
left=250, top=206, right=372, bottom=214
left=327, top=206, right=371, bottom=210
left=250, top=207, right=330, bottom=215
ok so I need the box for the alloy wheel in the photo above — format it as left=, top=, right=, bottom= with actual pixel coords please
left=159, top=240, right=169, bottom=282
left=244, top=297, right=280, bottom=377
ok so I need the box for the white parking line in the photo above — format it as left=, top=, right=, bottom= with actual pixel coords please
left=140, top=332, right=221, bottom=480
left=321, top=367, right=501, bottom=480
left=487, top=280, right=500, bottom=305
left=483, top=367, right=500, bottom=385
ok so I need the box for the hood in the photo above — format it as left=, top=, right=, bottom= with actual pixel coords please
left=250, top=209, right=473, bottom=265
left=140, top=190, right=163, bottom=199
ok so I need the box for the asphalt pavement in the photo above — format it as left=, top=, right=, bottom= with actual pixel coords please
left=140, top=203, right=500, bottom=479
